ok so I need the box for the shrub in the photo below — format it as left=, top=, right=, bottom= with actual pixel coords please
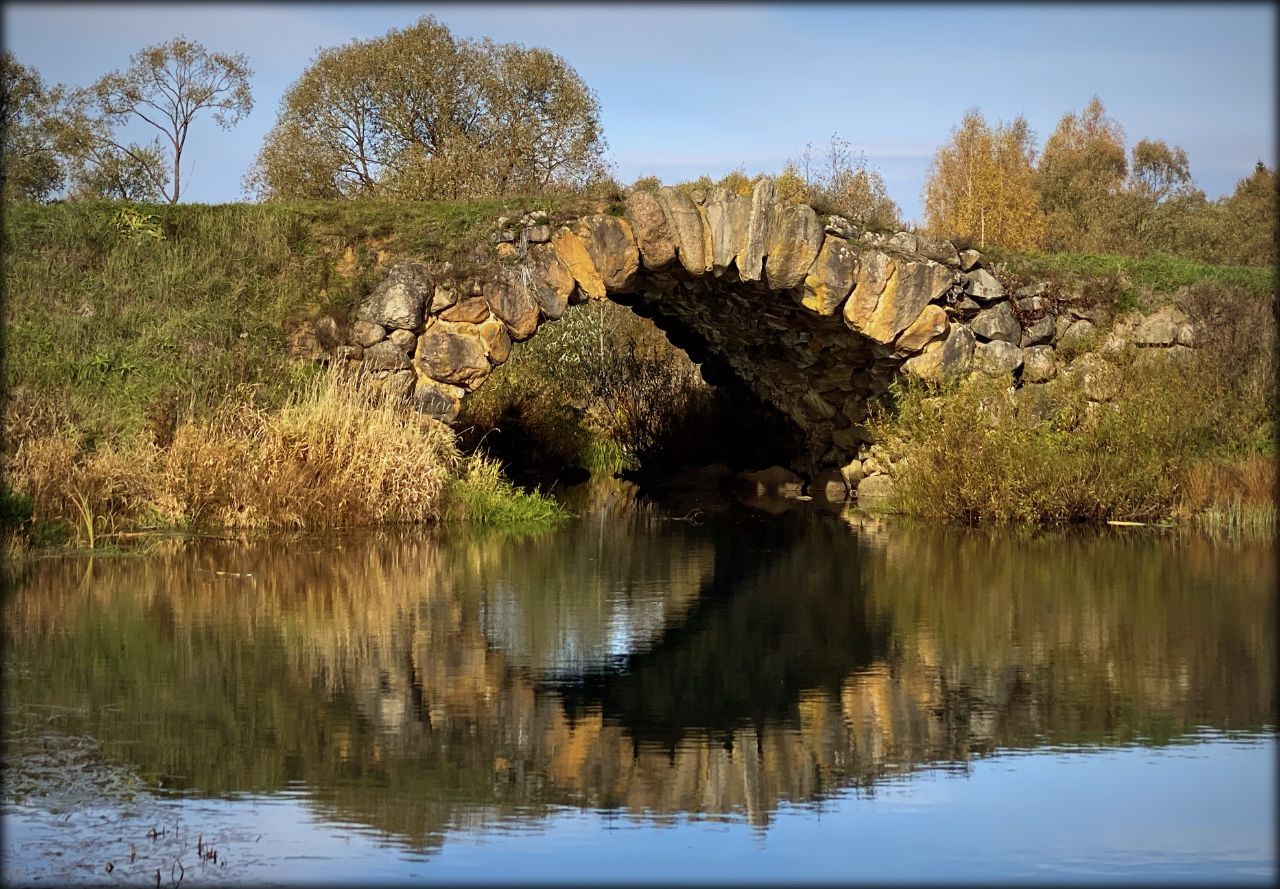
left=870, top=347, right=1263, bottom=526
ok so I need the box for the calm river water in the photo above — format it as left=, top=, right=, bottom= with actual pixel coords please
left=2, top=482, right=1275, bottom=885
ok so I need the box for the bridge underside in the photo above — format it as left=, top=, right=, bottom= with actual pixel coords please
left=611, top=266, right=895, bottom=473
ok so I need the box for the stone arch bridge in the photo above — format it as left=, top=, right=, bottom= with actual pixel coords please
left=336, top=178, right=1109, bottom=475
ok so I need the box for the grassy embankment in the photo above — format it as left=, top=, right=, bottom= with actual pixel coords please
left=3, top=200, right=1273, bottom=545
left=871, top=248, right=1277, bottom=532
left=1, top=199, right=594, bottom=550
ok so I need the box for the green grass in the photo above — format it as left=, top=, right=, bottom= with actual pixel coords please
left=985, top=246, right=1276, bottom=299
left=579, top=436, right=639, bottom=476
left=1, top=198, right=606, bottom=444
left=443, top=455, right=569, bottom=528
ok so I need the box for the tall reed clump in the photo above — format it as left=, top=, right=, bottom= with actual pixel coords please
left=1177, top=456, right=1277, bottom=535
left=4, top=370, right=564, bottom=544
left=154, top=370, right=461, bottom=529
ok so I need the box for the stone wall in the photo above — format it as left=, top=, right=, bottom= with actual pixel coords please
left=320, top=178, right=1198, bottom=498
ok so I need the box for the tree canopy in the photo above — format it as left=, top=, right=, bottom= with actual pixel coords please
left=248, top=17, right=607, bottom=201
left=2, top=52, right=66, bottom=201
left=94, top=37, right=253, bottom=203
left=922, top=109, right=1044, bottom=250
left=1035, top=96, right=1129, bottom=251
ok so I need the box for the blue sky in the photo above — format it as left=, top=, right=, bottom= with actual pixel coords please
left=4, top=3, right=1275, bottom=223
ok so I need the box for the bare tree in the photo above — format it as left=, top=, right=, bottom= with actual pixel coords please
left=94, top=37, right=252, bottom=203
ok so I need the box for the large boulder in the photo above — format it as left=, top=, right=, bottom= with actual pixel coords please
left=550, top=225, right=607, bottom=299
left=388, top=328, right=417, bottom=355
left=764, top=204, right=824, bottom=290
left=363, top=339, right=412, bottom=372
left=415, top=321, right=492, bottom=389
left=412, top=377, right=466, bottom=423
left=894, top=304, right=949, bottom=355
left=429, top=283, right=458, bottom=314
left=971, top=301, right=1022, bottom=344
left=798, top=235, right=858, bottom=315
left=918, top=236, right=961, bottom=267
left=974, top=340, right=1024, bottom=377
left=736, top=177, right=777, bottom=283
left=351, top=320, right=387, bottom=348
left=963, top=268, right=1004, bottom=303
left=655, top=187, right=712, bottom=275
left=526, top=243, right=575, bottom=320
left=485, top=273, right=541, bottom=341
left=735, top=465, right=805, bottom=498
left=623, top=189, right=678, bottom=269
left=1131, top=305, right=1193, bottom=347
left=855, top=473, right=897, bottom=509
left=1059, top=319, right=1097, bottom=353
left=888, top=231, right=919, bottom=254
left=440, top=297, right=490, bottom=324
left=1021, top=344, right=1057, bottom=383
left=845, top=252, right=951, bottom=344
left=844, top=251, right=892, bottom=332
left=704, top=187, right=751, bottom=273
left=357, top=262, right=432, bottom=330
left=477, top=317, right=512, bottom=364
left=1021, top=314, right=1055, bottom=347
left=810, top=469, right=849, bottom=502
left=901, top=323, right=976, bottom=383
left=576, top=215, right=640, bottom=292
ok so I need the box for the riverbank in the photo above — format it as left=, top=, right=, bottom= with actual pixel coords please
left=2, top=200, right=1274, bottom=551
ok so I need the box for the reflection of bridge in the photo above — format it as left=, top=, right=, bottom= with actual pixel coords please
left=4, top=508, right=1274, bottom=846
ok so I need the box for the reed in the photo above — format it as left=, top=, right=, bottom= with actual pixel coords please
left=4, top=370, right=565, bottom=541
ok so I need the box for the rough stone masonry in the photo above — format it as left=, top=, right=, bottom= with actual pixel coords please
left=320, top=177, right=1196, bottom=496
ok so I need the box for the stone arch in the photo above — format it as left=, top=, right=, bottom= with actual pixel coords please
left=346, top=179, right=1005, bottom=473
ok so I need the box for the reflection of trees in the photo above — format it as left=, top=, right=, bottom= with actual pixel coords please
left=848, top=518, right=1277, bottom=749
left=3, top=512, right=1274, bottom=848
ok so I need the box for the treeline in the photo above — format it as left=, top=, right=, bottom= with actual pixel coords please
left=1, top=39, right=252, bottom=203
left=921, top=97, right=1277, bottom=267
left=1, top=16, right=609, bottom=205
left=3, top=19, right=1274, bottom=267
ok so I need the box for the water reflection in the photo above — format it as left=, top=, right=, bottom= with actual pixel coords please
left=3, top=496, right=1275, bottom=858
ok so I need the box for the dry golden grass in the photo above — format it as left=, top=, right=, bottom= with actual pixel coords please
left=1177, top=455, right=1277, bottom=534
left=5, top=370, right=462, bottom=540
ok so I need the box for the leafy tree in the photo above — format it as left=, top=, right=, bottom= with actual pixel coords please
left=1, top=52, right=65, bottom=201
left=1, top=52, right=166, bottom=203
left=1129, top=138, right=1193, bottom=204
left=94, top=37, right=253, bottom=203
left=250, top=17, right=605, bottom=201
left=1212, top=162, right=1278, bottom=267
left=922, top=109, right=1044, bottom=249
left=1035, top=96, right=1128, bottom=250
left=1107, top=138, right=1200, bottom=254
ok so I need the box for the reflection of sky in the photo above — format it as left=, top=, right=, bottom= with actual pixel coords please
left=6, top=734, right=1274, bottom=884
left=481, top=579, right=684, bottom=679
